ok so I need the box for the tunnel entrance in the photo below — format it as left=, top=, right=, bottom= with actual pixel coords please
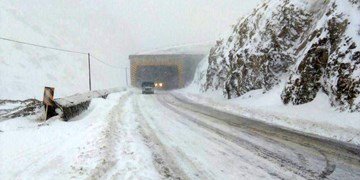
left=136, top=65, right=179, bottom=90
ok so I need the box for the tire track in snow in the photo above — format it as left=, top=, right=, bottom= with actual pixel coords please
left=160, top=93, right=360, bottom=179
left=69, top=93, right=129, bottom=179
left=135, top=93, right=301, bottom=180
left=156, top=94, right=335, bottom=180
left=134, top=94, right=190, bottom=180
left=103, top=93, right=163, bottom=180
left=85, top=104, right=121, bottom=179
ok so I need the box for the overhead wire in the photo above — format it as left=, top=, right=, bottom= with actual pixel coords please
left=0, top=37, right=87, bottom=55
left=90, top=55, right=126, bottom=69
left=0, top=36, right=126, bottom=69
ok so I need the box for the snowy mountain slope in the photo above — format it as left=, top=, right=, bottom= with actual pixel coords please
left=0, top=1, right=124, bottom=100
left=135, top=42, right=213, bottom=55
left=200, top=0, right=360, bottom=111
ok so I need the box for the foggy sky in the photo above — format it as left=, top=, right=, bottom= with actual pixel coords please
left=6, top=0, right=263, bottom=67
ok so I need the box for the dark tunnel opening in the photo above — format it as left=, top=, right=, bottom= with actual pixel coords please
left=136, top=65, right=179, bottom=90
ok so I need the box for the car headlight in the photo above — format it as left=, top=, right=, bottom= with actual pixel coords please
left=155, top=83, right=158, bottom=87
left=159, top=83, right=163, bottom=87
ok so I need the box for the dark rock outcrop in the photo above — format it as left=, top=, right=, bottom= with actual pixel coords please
left=0, top=99, right=42, bottom=120
left=202, top=0, right=360, bottom=111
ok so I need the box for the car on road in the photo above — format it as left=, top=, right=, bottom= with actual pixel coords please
left=154, top=82, right=164, bottom=89
left=141, top=82, right=155, bottom=94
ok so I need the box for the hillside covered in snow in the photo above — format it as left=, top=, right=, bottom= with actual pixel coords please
left=199, top=0, right=360, bottom=112
left=0, top=1, right=125, bottom=100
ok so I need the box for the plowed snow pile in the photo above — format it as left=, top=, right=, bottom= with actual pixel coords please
left=0, top=92, right=160, bottom=179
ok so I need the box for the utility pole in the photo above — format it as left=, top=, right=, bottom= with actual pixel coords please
left=88, top=53, right=92, bottom=91
left=125, top=67, right=129, bottom=86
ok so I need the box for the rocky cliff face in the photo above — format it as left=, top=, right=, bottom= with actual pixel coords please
left=202, top=0, right=360, bottom=111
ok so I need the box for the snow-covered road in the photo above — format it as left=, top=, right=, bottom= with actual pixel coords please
left=1, top=90, right=360, bottom=179
left=134, top=92, right=360, bottom=180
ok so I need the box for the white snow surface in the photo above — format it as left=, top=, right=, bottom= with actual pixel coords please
left=176, top=81, right=360, bottom=145
left=135, top=42, right=213, bottom=55
left=0, top=1, right=125, bottom=100
left=1, top=89, right=298, bottom=180
left=0, top=92, right=160, bottom=179
left=1, top=88, right=359, bottom=179
left=183, top=0, right=360, bottom=145
left=0, top=102, right=22, bottom=110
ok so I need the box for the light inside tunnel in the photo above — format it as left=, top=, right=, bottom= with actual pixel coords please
left=136, top=65, right=179, bottom=90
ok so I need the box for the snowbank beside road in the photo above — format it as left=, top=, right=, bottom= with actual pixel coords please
left=0, top=91, right=160, bottom=179
left=175, top=83, right=360, bottom=145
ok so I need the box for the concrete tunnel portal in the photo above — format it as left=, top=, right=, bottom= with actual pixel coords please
left=129, top=53, right=207, bottom=90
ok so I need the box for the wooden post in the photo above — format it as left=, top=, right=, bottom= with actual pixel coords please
left=43, top=87, right=55, bottom=120
left=44, top=105, right=49, bottom=120
left=88, top=53, right=92, bottom=91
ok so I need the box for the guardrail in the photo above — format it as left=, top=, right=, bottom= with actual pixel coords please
left=53, top=88, right=123, bottom=121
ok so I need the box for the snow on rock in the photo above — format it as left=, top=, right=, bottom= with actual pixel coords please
left=182, top=0, right=360, bottom=145
left=0, top=99, right=42, bottom=120
left=201, top=0, right=360, bottom=111
left=283, top=0, right=360, bottom=111
left=135, top=42, right=213, bottom=55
